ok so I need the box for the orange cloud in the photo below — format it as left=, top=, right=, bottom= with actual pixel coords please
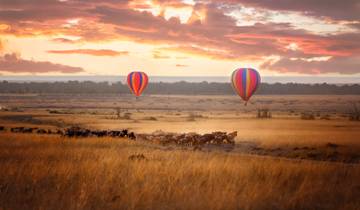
left=261, top=56, right=360, bottom=74
left=51, top=38, right=78, bottom=44
left=153, top=51, right=171, bottom=59
left=162, top=45, right=259, bottom=61
left=0, top=53, right=83, bottom=73
left=47, top=49, right=129, bottom=56
left=0, top=0, right=359, bottom=75
left=176, top=64, right=188, bottom=67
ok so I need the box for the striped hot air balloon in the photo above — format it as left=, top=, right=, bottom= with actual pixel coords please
left=127, top=71, right=149, bottom=97
left=231, top=68, right=261, bottom=105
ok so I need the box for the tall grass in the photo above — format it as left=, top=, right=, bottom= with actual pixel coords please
left=0, top=133, right=359, bottom=210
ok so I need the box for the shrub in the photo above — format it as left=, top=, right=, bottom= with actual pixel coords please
left=301, top=112, right=315, bottom=120
left=257, top=109, right=272, bottom=119
left=349, top=103, right=360, bottom=121
left=144, top=116, right=158, bottom=121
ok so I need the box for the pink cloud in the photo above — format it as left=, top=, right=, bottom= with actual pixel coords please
left=0, top=0, right=359, bottom=74
left=261, top=56, right=360, bottom=74
left=222, top=0, right=360, bottom=21
left=0, top=53, right=84, bottom=73
left=48, top=49, right=129, bottom=56
left=176, top=64, right=188, bottom=67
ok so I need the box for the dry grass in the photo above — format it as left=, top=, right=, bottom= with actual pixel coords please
left=0, top=94, right=360, bottom=209
left=0, top=133, right=359, bottom=210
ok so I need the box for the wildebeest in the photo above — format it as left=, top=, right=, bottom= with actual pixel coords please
left=55, top=129, right=64, bottom=135
left=136, top=130, right=237, bottom=146
left=63, top=127, right=91, bottom=137
left=128, top=154, right=147, bottom=161
left=23, top=127, right=34, bottom=133
left=37, top=129, right=47, bottom=134
left=10, top=127, right=38, bottom=133
left=11, top=127, right=24, bottom=133
left=128, top=132, right=136, bottom=140
left=62, top=127, right=135, bottom=139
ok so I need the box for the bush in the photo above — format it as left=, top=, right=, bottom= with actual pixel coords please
left=348, top=103, right=360, bottom=121
left=257, top=109, right=272, bottom=119
left=144, top=116, right=157, bottom=121
left=301, top=112, right=315, bottom=120
left=320, top=114, right=331, bottom=120
left=123, top=113, right=132, bottom=120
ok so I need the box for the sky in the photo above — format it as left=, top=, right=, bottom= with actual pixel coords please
left=0, top=0, right=359, bottom=78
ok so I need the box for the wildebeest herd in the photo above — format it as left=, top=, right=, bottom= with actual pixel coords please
left=137, top=130, right=237, bottom=146
left=0, top=125, right=237, bottom=147
left=0, top=126, right=136, bottom=139
left=9, top=126, right=63, bottom=134
left=63, top=126, right=136, bottom=139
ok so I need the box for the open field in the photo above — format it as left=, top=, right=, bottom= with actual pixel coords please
left=1, top=94, right=359, bottom=146
left=0, top=134, right=359, bottom=210
left=0, top=94, right=360, bottom=209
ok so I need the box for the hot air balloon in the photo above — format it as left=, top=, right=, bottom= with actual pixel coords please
left=231, top=68, right=261, bottom=105
left=127, top=71, right=148, bottom=97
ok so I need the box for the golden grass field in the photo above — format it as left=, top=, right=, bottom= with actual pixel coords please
left=0, top=94, right=360, bottom=210
left=1, top=134, right=359, bottom=210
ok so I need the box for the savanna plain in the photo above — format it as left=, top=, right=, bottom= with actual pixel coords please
left=0, top=94, right=359, bottom=210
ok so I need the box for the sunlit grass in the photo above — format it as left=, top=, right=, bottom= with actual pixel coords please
left=0, top=134, right=359, bottom=210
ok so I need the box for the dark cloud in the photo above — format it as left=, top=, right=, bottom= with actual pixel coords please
left=0, top=0, right=129, bottom=22
left=0, top=1, right=85, bottom=22
left=0, top=53, right=84, bottom=73
left=0, top=0, right=359, bottom=74
left=92, top=4, right=284, bottom=58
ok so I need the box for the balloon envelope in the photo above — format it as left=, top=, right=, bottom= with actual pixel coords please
left=231, top=68, right=261, bottom=102
left=127, top=71, right=148, bottom=96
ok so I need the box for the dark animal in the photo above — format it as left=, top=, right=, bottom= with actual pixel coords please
left=56, top=129, right=64, bottom=135
left=11, top=127, right=25, bottom=133
left=22, top=128, right=34, bottom=133
left=137, top=131, right=237, bottom=146
left=62, top=127, right=135, bottom=140
left=37, top=129, right=47, bottom=134
left=128, top=132, right=136, bottom=140
left=128, top=154, right=147, bottom=161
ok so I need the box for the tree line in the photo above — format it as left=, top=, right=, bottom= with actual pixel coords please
left=0, top=80, right=359, bottom=95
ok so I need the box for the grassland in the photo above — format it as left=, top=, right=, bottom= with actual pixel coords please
left=0, top=94, right=359, bottom=210
left=0, top=133, right=359, bottom=210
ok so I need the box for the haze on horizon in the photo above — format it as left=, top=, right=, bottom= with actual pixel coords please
left=0, top=0, right=359, bottom=81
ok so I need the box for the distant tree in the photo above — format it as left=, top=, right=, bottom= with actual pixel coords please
left=0, top=81, right=359, bottom=95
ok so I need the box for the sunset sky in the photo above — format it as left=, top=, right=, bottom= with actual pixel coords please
left=0, top=0, right=359, bottom=77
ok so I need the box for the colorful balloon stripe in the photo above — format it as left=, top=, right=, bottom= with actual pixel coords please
left=127, top=71, right=148, bottom=97
left=231, top=68, right=261, bottom=102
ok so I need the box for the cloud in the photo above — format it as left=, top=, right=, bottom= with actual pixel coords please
left=0, top=53, right=84, bottom=73
left=161, top=45, right=246, bottom=60
left=51, top=38, right=78, bottom=44
left=153, top=51, right=171, bottom=59
left=47, top=49, right=129, bottom=56
left=261, top=56, right=360, bottom=74
left=0, top=0, right=359, bottom=75
left=223, top=0, right=360, bottom=21
left=0, top=1, right=85, bottom=22
left=176, top=64, right=188, bottom=67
